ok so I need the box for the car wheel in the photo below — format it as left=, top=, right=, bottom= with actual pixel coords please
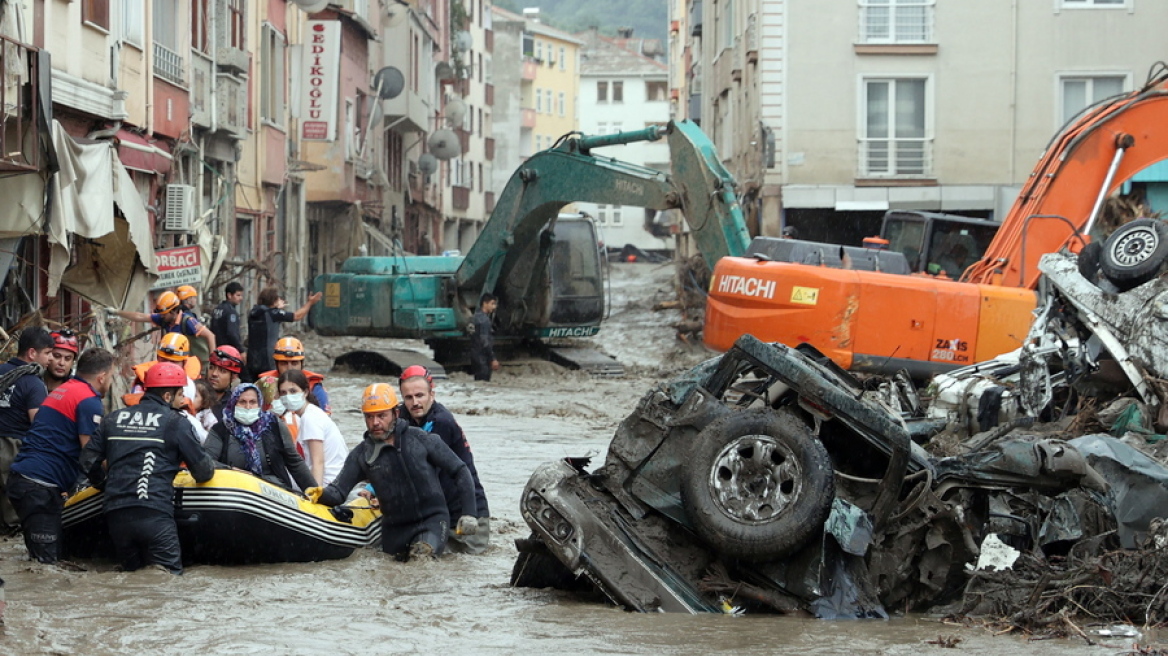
left=1077, top=241, right=1102, bottom=284
left=1099, top=218, right=1168, bottom=289
left=510, top=534, right=584, bottom=590
left=681, top=410, right=834, bottom=561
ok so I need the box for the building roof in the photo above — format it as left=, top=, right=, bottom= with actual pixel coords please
left=491, top=6, right=585, bottom=46
left=576, top=28, right=667, bottom=76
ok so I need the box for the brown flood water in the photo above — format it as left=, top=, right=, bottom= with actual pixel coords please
left=0, top=374, right=1140, bottom=654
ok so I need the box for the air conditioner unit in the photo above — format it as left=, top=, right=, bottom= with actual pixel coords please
left=165, top=184, right=195, bottom=232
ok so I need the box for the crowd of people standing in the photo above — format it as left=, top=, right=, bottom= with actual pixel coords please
left=0, top=282, right=493, bottom=574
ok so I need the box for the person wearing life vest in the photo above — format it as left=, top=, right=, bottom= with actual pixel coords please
left=44, top=330, right=80, bottom=394
left=205, top=346, right=244, bottom=421
left=112, top=291, right=216, bottom=373
left=256, top=337, right=330, bottom=413
left=80, top=361, right=215, bottom=574
left=123, top=333, right=198, bottom=408
left=305, top=383, right=478, bottom=561
left=399, top=365, right=490, bottom=554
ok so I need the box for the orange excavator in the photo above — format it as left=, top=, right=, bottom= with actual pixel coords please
left=704, top=65, right=1168, bottom=378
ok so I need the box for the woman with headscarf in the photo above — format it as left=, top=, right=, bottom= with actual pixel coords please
left=203, top=383, right=317, bottom=492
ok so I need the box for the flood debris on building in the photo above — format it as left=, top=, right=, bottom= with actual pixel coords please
left=514, top=237, right=1168, bottom=629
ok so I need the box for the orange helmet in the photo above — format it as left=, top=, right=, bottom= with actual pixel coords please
left=157, top=333, right=190, bottom=362
left=176, top=285, right=198, bottom=301
left=361, top=383, right=399, bottom=413
left=273, top=337, right=305, bottom=361
left=144, top=361, right=187, bottom=388
left=154, top=291, right=181, bottom=314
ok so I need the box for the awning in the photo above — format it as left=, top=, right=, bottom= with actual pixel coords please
left=117, top=129, right=173, bottom=175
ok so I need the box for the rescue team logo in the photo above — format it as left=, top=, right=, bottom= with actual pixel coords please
left=714, top=275, right=777, bottom=300
left=117, top=410, right=163, bottom=428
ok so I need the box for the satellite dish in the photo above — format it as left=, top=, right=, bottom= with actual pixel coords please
left=418, top=153, right=439, bottom=175
left=445, top=98, right=467, bottom=125
left=291, top=0, right=330, bottom=12
left=435, top=61, right=455, bottom=82
left=428, top=129, right=462, bottom=160
left=372, top=67, right=405, bottom=100
left=385, top=1, right=409, bottom=27
left=453, top=31, right=473, bottom=52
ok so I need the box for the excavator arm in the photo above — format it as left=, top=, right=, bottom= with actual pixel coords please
left=453, top=120, right=751, bottom=324
left=965, top=66, right=1168, bottom=288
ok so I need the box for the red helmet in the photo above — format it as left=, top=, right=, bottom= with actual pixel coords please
left=51, top=330, right=79, bottom=354
left=399, top=365, right=433, bottom=384
left=144, top=361, right=187, bottom=388
left=209, top=346, right=244, bottom=374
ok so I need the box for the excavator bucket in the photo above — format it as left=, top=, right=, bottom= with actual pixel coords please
left=666, top=121, right=752, bottom=268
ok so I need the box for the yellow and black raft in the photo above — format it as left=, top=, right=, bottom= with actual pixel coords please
left=62, top=470, right=381, bottom=564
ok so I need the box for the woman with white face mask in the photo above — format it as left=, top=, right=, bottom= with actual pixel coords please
left=276, top=369, right=348, bottom=487
left=202, top=383, right=317, bottom=493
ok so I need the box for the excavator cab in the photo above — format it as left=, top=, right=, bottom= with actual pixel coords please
left=547, top=214, right=605, bottom=328
left=880, top=210, right=999, bottom=278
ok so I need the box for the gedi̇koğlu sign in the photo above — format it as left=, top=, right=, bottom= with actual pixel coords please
left=300, top=20, right=341, bottom=141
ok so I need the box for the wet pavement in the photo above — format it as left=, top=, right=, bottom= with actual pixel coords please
left=0, top=264, right=1153, bottom=653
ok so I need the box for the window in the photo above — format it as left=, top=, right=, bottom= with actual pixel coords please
left=153, top=0, right=184, bottom=84
left=536, top=40, right=543, bottom=62
left=613, top=81, right=624, bottom=103
left=559, top=47, right=566, bottom=71
left=596, top=122, right=608, bottom=135
left=123, top=0, right=144, bottom=46
left=719, top=0, right=735, bottom=50
left=226, top=0, right=245, bottom=49
left=611, top=122, right=623, bottom=134
left=522, top=33, right=534, bottom=57
left=597, top=204, right=608, bottom=224
left=535, top=88, right=543, bottom=113
left=535, top=135, right=543, bottom=151
left=861, top=77, right=930, bottom=176
left=860, top=0, right=934, bottom=44
left=557, top=91, right=565, bottom=117
left=611, top=205, right=623, bottom=226
left=478, top=108, right=483, bottom=136
left=83, top=0, right=110, bottom=30
left=260, top=24, right=286, bottom=124
left=646, top=81, right=668, bottom=101
left=345, top=99, right=355, bottom=160
left=1060, top=75, right=1126, bottom=124
left=597, top=81, right=608, bottom=102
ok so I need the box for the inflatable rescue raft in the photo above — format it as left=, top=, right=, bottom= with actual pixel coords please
left=62, top=470, right=381, bottom=564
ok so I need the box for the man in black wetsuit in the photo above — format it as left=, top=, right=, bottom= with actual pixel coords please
left=399, top=365, right=489, bottom=554
left=306, top=383, right=478, bottom=561
left=80, top=362, right=215, bottom=574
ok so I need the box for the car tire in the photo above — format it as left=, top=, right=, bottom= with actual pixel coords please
left=510, top=535, right=584, bottom=590
left=1099, top=218, right=1168, bottom=289
left=681, top=410, right=834, bottom=561
left=1077, top=241, right=1103, bottom=283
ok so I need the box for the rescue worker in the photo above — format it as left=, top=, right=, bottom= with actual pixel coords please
left=399, top=365, right=490, bottom=554
left=177, top=285, right=199, bottom=313
left=0, top=327, right=56, bottom=532
left=256, top=337, right=330, bottom=412
left=205, top=346, right=244, bottom=419
left=306, top=383, right=478, bottom=561
left=80, top=362, right=215, bottom=574
left=123, top=333, right=199, bottom=407
left=176, top=285, right=211, bottom=369
left=209, top=282, right=245, bottom=361
left=111, top=291, right=216, bottom=372
left=468, top=293, right=499, bottom=382
left=246, top=286, right=321, bottom=382
left=44, top=330, right=80, bottom=393
left=7, top=349, right=114, bottom=563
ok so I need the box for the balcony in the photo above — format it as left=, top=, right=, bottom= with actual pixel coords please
left=485, top=137, right=495, bottom=161
left=456, top=128, right=470, bottom=153
left=746, top=13, right=758, bottom=63
left=522, top=58, right=538, bottom=81
left=216, top=72, right=247, bottom=139
left=154, top=43, right=186, bottom=86
left=216, top=46, right=250, bottom=75
left=521, top=108, right=536, bottom=128
left=0, top=39, right=43, bottom=174
left=190, top=54, right=213, bottom=128
left=383, top=87, right=431, bottom=133
left=452, top=185, right=470, bottom=211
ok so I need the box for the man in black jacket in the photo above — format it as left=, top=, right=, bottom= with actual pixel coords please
left=209, top=282, right=245, bottom=360
left=468, top=293, right=498, bottom=381
left=80, top=362, right=215, bottom=574
left=307, top=383, right=477, bottom=561
left=399, top=365, right=489, bottom=554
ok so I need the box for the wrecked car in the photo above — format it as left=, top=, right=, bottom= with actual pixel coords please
left=512, top=334, right=1114, bottom=617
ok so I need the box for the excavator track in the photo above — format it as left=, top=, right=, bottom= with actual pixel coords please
left=541, top=345, right=625, bottom=377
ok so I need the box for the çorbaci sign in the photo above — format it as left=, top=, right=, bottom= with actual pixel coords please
left=151, top=245, right=202, bottom=290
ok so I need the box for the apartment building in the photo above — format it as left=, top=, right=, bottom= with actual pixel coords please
left=575, top=28, right=673, bottom=256
left=678, top=0, right=1168, bottom=243
left=490, top=6, right=580, bottom=194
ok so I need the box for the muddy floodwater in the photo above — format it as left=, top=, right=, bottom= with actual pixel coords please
left=0, top=265, right=1148, bottom=653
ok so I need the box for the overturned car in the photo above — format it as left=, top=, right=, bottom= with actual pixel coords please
left=512, top=333, right=1116, bottom=617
